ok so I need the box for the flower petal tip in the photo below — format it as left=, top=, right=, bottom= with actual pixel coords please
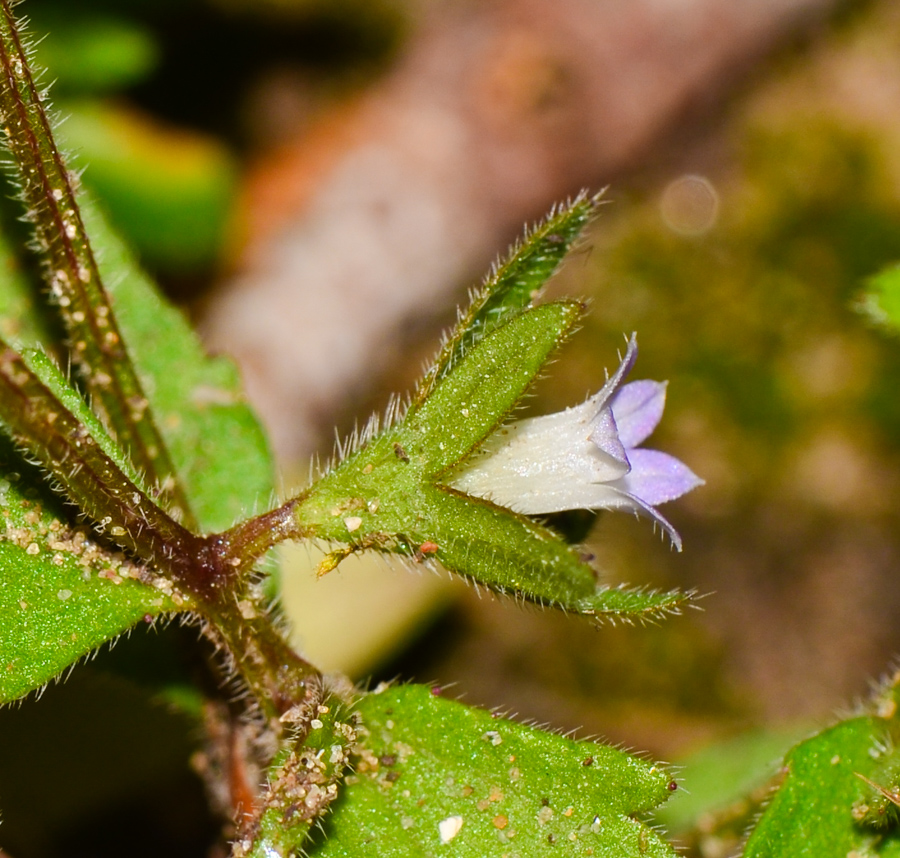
left=449, top=333, right=700, bottom=549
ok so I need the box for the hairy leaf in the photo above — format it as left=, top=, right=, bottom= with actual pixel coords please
left=0, top=450, right=189, bottom=703
left=308, top=684, right=677, bottom=857
left=0, top=198, right=271, bottom=701
left=743, top=717, right=900, bottom=857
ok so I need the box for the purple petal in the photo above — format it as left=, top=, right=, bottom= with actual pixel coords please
left=619, top=448, right=704, bottom=506
left=591, top=334, right=638, bottom=410
left=615, top=489, right=685, bottom=551
left=588, top=406, right=628, bottom=466
left=578, top=481, right=685, bottom=550
left=610, top=380, right=667, bottom=448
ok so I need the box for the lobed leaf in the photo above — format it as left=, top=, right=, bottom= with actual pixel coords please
left=308, top=683, right=677, bottom=857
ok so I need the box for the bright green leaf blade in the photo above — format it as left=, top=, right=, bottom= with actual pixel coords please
left=0, top=442, right=188, bottom=703
left=80, top=197, right=273, bottom=532
left=58, top=102, right=237, bottom=273
left=30, top=12, right=158, bottom=93
left=309, top=684, right=677, bottom=858
left=742, top=717, right=900, bottom=857
left=406, top=301, right=583, bottom=474
left=0, top=192, right=271, bottom=701
left=860, top=262, right=900, bottom=334
left=418, top=193, right=600, bottom=401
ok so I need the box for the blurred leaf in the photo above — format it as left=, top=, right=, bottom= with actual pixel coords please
left=57, top=101, right=237, bottom=273
left=0, top=216, right=57, bottom=346
left=309, top=684, right=678, bottom=857
left=655, top=726, right=811, bottom=833
left=860, top=263, right=900, bottom=334
left=31, top=12, right=158, bottom=93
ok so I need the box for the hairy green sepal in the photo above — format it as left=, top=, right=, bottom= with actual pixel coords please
left=298, top=301, right=686, bottom=619
left=418, top=193, right=600, bottom=401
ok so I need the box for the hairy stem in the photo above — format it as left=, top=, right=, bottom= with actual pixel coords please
left=0, top=0, right=195, bottom=527
left=211, top=612, right=324, bottom=724
left=215, top=496, right=311, bottom=574
left=0, top=341, right=224, bottom=597
left=0, top=339, right=323, bottom=711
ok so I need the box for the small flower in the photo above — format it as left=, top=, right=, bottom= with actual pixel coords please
left=450, top=335, right=702, bottom=549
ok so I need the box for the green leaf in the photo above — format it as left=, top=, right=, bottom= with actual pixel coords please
left=418, top=193, right=600, bottom=402
left=860, top=263, right=900, bottom=334
left=80, top=197, right=273, bottom=533
left=0, top=193, right=271, bottom=701
left=309, top=684, right=677, bottom=857
left=743, top=717, right=900, bottom=857
left=57, top=102, right=238, bottom=273
left=30, top=12, right=158, bottom=93
left=655, top=726, right=810, bottom=834
left=0, top=448, right=189, bottom=704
